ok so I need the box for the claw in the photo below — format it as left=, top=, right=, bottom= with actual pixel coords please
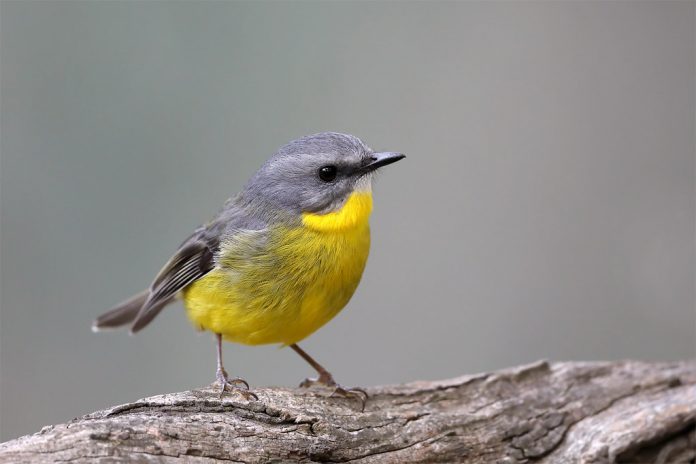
left=218, top=381, right=258, bottom=401
left=299, top=376, right=368, bottom=411
left=330, top=386, right=368, bottom=412
left=216, top=368, right=257, bottom=401
left=338, top=386, right=368, bottom=402
left=226, top=377, right=250, bottom=390
left=289, top=344, right=367, bottom=411
left=298, top=377, right=328, bottom=389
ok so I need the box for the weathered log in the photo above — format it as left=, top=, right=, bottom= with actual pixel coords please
left=1, top=360, right=694, bottom=463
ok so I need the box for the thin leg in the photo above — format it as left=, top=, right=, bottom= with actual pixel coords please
left=290, top=343, right=368, bottom=411
left=290, top=343, right=335, bottom=385
left=214, top=333, right=257, bottom=400
left=216, top=333, right=225, bottom=372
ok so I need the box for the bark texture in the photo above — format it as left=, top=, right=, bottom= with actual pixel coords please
left=1, top=360, right=694, bottom=463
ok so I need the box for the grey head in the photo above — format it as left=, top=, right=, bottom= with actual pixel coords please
left=241, top=132, right=404, bottom=216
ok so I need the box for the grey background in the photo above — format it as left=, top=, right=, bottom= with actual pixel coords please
left=1, top=0, right=694, bottom=441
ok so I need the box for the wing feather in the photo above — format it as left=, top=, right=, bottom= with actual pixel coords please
left=122, top=196, right=267, bottom=334
left=130, top=242, right=215, bottom=333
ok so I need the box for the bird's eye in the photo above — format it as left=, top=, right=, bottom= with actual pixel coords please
left=318, top=165, right=337, bottom=182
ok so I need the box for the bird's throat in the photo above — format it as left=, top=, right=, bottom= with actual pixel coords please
left=302, top=192, right=373, bottom=232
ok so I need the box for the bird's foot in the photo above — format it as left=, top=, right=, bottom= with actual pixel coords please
left=215, top=368, right=257, bottom=401
left=299, top=373, right=368, bottom=411
left=329, top=385, right=369, bottom=412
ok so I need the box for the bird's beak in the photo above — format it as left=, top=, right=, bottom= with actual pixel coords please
left=361, top=152, right=406, bottom=173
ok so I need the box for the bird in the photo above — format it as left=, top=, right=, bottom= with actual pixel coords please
left=93, top=132, right=404, bottom=407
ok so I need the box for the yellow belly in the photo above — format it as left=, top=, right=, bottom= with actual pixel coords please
left=182, top=193, right=372, bottom=345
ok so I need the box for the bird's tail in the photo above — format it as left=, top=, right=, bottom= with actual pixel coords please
left=92, top=290, right=149, bottom=331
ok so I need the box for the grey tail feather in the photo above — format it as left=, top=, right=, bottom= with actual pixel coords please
left=92, top=290, right=149, bottom=331
left=129, top=296, right=174, bottom=334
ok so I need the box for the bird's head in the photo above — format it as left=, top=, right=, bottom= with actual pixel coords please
left=243, top=133, right=404, bottom=224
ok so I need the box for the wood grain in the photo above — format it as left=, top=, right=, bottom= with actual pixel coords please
left=1, top=361, right=694, bottom=463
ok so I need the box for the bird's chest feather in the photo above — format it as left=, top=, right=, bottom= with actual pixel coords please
left=183, top=193, right=372, bottom=344
left=281, top=220, right=371, bottom=307
left=279, top=192, right=373, bottom=314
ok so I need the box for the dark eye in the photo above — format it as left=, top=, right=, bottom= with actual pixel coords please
left=318, top=165, right=337, bottom=182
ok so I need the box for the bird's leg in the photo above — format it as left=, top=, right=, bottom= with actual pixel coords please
left=214, top=333, right=257, bottom=400
left=290, top=343, right=368, bottom=411
left=291, top=343, right=336, bottom=386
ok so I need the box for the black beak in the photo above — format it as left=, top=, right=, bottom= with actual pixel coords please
left=361, top=152, right=406, bottom=173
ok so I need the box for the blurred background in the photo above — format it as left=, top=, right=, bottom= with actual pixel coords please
left=1, top=1, right=694, bottom=441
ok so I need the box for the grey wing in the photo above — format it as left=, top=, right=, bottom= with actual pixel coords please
left=126, top=195, right=269, bottom=333
left=127, top=199, right=268, bottom=333
left=129, top=237, right=216, bottom=333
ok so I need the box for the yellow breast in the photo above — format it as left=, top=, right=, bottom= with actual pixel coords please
left=183, top=192, right=373, bottom=345
left=301, top=192, right=373, bottom=232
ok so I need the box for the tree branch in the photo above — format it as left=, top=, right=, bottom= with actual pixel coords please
left=1, top=361, right=694, bottom=463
